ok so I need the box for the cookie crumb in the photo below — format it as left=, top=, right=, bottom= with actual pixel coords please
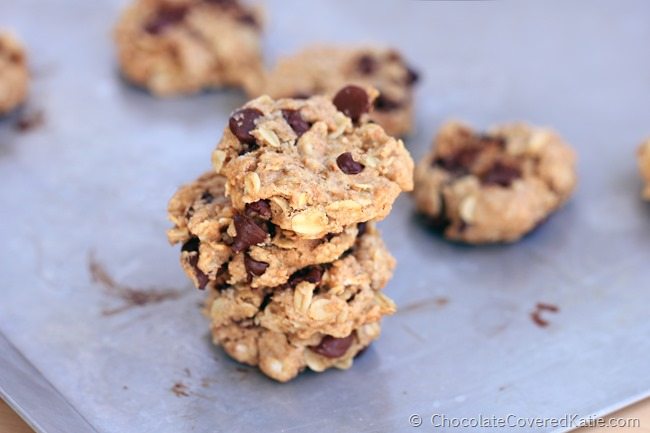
left=171, top=382, right=190, bottom=397
left=530, top=302, right=560, bottom=328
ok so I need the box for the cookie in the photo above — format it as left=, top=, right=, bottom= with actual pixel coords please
left=249, top=45, right=419, bottom=137
left=0, top=31, right=28, bottom=115
left=414, top=121, right=577, bottom=243
left=637, top=139, right=650, bottom=200
left=114, top=0, right=264, bottom=96
left=212, top=89, right=414, bottom=239
left=167, top=171, right=361, bottom=289
left=205, top=228, right=396, bottom=382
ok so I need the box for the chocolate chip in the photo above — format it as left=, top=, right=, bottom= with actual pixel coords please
left=477, top=133, right=506, bottom=148
left=229, top=108, right=263, bottom=146
left=181, top=237, right=200, bottom=253
left=288, top=265, right=324, bottom=287
left=144, top=5, right=188, bottom=35
left=231, top=214, right=268, bottom=252
left=405, top=67, right=419, bottom=86
left=433, top=147, right=481, bottom=176
left=237, top=12, right=259, bottom=27
left=259, top=293, right=272, bottom=311
left=282, top=109, right=310, bottom=137
left=244, top=254, right=269, bottom=278
left=310, top=334, right=354, bottom=358
left=481, top=161, right=522, bottom=187
left=357, top=222, right=367, bottom=237
left=332, top=85, right=370, bottom=122
left=244, top=200, right=271, bottom=220
left=200, top=191, right=214, bottom=203
left=187, top=253, right=209, bottom=290
left=357, top=54, right=377, bottom=75
left=336, top=152, right=364, bottom=175
left=374, top=94, right=402, bottom=112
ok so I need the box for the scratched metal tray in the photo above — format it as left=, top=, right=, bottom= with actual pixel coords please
left=2, top=0, right=650, bottom=432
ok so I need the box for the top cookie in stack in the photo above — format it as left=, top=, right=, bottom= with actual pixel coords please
left=212, top=85, right=414, bottom=238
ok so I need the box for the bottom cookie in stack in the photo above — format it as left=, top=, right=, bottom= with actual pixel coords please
left=205, top=223, right=396, bottom=382
left=168, top=172, right=397, bottom=382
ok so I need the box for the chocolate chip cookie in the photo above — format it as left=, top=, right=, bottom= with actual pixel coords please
left=167, top=171, right=361, bottom=289
left=212, top=88, right=415, bottom=239
left=414, top=121, right=577, bottom=243
left=114, top=0, right=264, bottom=96
left=205, top=225, right=396, bottom=382
left=0, top=31, right=28, bottom=115
left=249, top=45, right=419, bottom=137
left=638, top=139, right=650, bottom=200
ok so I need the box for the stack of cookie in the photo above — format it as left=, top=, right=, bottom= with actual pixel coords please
left=168, top=85, right=414, bottom=381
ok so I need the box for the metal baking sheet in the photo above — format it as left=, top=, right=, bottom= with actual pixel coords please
left=2, top=1, right=650, bottom=432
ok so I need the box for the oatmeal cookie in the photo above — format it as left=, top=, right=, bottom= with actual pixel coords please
left=167, top=171, right=361, bottom=289
left=0, top=31, right=28, bottom=115
left=213, top=321, right=383, bottom=383
left=637, top=139, right=650, bottom=200
left=114, top=0, right=264, bottom=96
left=249, top=45, right=419, bottom=137
left=205, top=232, right=396, bottom=382
left=414, top=121, right=577, bottom=243
left=212, top=89, right=414, bottom=238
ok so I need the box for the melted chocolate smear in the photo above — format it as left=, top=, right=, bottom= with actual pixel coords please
left=530, top=302, right=559, bottom=328
left=89, top=253, right=184, bottom=315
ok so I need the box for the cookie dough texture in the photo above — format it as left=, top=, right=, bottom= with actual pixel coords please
left=250, top=46, right=419, bottom=137
left=414, top=121, right=577, bottom=244
left=0, top=31, right=28, bottom=115
left=212, top=92, right=414, bottom=239
left=167, top=171, right=360, bottom=289
left=114, top=0, right=264, bottom=96
left=206, top=225, right=396, bottom=382
left=638, top=139, right=650, bottom=200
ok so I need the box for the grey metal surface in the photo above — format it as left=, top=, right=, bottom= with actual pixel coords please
left=1, top=0, right=650, bottom=432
